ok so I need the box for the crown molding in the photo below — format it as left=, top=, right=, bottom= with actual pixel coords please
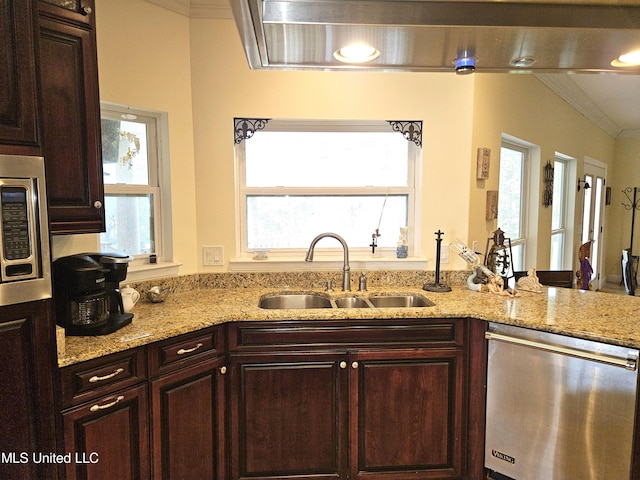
left=145, top=0, right=232, bottom=19
left=535, top=73, right=621, bottom=138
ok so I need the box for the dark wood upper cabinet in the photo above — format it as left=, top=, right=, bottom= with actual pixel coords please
left=37, top=0, right=105, bottom=234
left=0, top=0, right=40, bottom=154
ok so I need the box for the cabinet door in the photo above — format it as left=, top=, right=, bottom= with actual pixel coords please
left=0, top=0, right=39, bottom=153
left=229, top=352, right=348, bottom=480
left=350, top=349, right=465, bottom=479
left=151, top=357, right=227, bottom=480
left=38, top=0, right=105, bottom=234
left=0, top=300, right=58, bottom=480
left=62, top=383, right=150, bottom=480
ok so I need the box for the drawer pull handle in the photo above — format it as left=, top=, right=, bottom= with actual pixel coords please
left=352, top=361, right=359, bottom=369
left=339, top=361, right=347, bottom=369
left=177, top=343, right=203, bottom=355
left=89, top=368, right=124, bottom=383
left=90, top=395, right=124, bottom=412
left=220, top=366, right=227, bottom=375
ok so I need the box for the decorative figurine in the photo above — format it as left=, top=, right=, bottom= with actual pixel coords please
left=516, top=268, right=543, bottom=293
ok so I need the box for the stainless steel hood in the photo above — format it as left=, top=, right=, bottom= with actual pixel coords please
left=230, top=0, right=640, bottom=73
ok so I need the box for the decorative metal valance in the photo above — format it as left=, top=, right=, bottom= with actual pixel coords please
left=387, top=120, right=422, bottom=147
left=234, top=118, right=270, bottom=144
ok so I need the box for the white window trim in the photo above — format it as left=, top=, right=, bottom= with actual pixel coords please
left=550, top=153, right=576, bottom=270
left=232, top=119, right=425, bottom=270
left=100, top=102, right=177, bottom=279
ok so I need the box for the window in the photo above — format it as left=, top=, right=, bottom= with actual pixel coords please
left=497, top=141, right=529, bottom=271
left=236, top=120, right=420, bottom=256
left=99, top=104, right=170, bottom=262
left=550, top=156, right=568, bottom=270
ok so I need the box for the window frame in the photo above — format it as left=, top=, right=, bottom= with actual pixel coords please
left=498, top=139, right=530, bottom=272
left=550, top=155, right=569, bottom=270
left=235, top=119, right=421, bottom=259
left=99, top=102, right=172, bottom=266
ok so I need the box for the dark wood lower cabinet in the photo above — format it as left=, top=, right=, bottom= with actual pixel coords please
left=229, top=352, right=349, bottom=479
left=351, top=349, right=465, bottom=479
left=228, top=318, right=483, bottom=480
left=0, top=300, right=58, bottom=480
left=59, top=319, right=488, bottom=480
left=151, top=356, right=227, bottom=480
left=61, top=383, right=149, bottom=480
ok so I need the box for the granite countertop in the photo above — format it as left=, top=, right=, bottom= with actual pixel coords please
left=58, top=271, right=640, bottom=367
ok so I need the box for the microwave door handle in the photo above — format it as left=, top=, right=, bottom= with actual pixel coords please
left=485, top=331, right=638, bottom=371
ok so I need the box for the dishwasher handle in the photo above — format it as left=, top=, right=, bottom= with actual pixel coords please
left=485, top=331, right=638, bottom=371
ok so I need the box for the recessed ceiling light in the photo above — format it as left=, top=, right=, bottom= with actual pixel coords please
left=333, top=45, right=380, bottom=64
left=612, top=50, right=640, bottom=67
left=510, top=56, right=536, bottom=68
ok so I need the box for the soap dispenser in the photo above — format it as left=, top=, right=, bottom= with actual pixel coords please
left=358, top=272, right=367, bottom=291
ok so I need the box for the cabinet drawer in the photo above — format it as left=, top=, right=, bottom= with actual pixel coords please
left=230, top=319, right=464, bottom=351
left=148, top=326, right=224, bottom=377
left=60, top=348, right=146, bottom=408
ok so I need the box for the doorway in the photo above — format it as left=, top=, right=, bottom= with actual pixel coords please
left=580, top=158, right=606, bottom=290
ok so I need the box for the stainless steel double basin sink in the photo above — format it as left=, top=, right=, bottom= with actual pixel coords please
left=258, top=293, right=434, bottom=309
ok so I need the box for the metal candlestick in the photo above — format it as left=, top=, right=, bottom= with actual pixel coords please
left=423, top=230, right=452, bottom=292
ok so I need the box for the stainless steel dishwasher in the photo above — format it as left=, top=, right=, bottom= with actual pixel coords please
left=484, top=323, right=639, bottom=480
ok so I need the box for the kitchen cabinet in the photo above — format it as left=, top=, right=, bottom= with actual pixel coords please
left=60, top=348, right=150, bottom=480
left=0, top=0, right=40, bottom=154
left=37, top=0, right=105, bottom=234
left=149, top=328, right=227, bottom=480
left=229, top=352, right=349, bottom=479
left=0, top=300, right=59, bottom=480
left=350, top=348, right=465, bottom=479
left=228, top=318, right=486, bottom=480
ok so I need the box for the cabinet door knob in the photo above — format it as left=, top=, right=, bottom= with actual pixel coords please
left=220, top=366, right=227, bottom=375
left=82, top=5, right=92, bottom=15
left=93, top=200, right=103, bottom=209
left=351, top=361, right=359, bottom=369
left=339, top=361, right=347, bottom=369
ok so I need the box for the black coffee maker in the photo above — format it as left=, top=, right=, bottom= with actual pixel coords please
left=53, top=252, right=134, bottom=336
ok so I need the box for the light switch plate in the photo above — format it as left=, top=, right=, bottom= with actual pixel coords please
left=203, top=245, right=224, bottom=266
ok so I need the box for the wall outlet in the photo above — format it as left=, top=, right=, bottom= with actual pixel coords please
left=440, top=244, right=450, bottom=264
left=203, top=245, right=224, bottom=266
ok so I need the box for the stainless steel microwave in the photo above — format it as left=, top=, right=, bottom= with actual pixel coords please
left=0, top=155, right=51, bottom=306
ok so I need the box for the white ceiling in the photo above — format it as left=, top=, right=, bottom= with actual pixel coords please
left=146, top=0, right=640, bottom=138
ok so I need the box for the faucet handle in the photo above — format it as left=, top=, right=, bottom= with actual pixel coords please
left=325, top=279, right=334, bottom=292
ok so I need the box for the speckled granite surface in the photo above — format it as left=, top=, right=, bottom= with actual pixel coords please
left=58, top=270, right=640, bottom=367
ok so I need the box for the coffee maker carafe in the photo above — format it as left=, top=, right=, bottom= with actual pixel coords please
left=54, top=252, right=134, bottom=336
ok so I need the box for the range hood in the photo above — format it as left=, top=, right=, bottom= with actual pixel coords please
left=230, top=0, right=640, bottom=73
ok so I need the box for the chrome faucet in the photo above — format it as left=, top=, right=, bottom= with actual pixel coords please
left=305, top=233, right=351, bottom=291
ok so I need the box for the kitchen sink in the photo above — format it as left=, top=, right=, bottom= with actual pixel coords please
left=259, top=293, right=434, bottom=309
left=258, top=293, right=332, bottom=309
left=334, top=297, right=372, bottom=308
left=368, top=295, right=435, bottom=308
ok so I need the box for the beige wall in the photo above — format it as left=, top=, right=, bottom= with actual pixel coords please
left=51, top=0, right=200, bottom=273
left=189, top=18, right=475, bottom=270
left=470, top=74, right=615, bottom=275
left=607, top=136, right=640, bottom=279
left=53, top=0, right=625, bottom=279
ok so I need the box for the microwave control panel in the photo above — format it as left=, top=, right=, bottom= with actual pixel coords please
left=0, top=179, right=39, bottom=282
